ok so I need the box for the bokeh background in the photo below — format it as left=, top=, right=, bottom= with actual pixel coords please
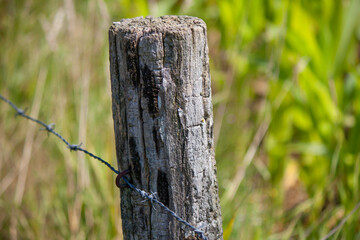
left=1, top=0, right=360, bottom=239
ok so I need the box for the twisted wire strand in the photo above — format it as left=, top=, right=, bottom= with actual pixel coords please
left=0, top=94, right=120, bottom=174
left=0, top=94, right=207, bottom=240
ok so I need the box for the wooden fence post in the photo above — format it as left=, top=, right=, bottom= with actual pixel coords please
left=109, top=16, right=223, bottom=240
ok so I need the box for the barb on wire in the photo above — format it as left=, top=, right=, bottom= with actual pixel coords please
left=122, top=177, right=208, bottom=240
left=0, top=94, right=120, bottom=174
left=0, top=94, right=207, bottom=240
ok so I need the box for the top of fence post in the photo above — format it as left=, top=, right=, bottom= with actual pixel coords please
left=109, top=15, right=223, bottom=240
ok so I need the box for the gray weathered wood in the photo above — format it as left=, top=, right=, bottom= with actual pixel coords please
left=109, top=15, right=223, bottom=240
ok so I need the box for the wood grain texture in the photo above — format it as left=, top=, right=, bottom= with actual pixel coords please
left=109, top=15, right=223, bottom=240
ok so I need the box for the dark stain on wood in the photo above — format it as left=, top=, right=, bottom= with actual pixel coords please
left=209, top=122, right=214, bottom=148
left=129, top=137, right=141, bottom=183
left=152, top=126, right=160, bottom=155
left=141, top=65, right=159, bottom=117
left=157, top=169, right=170, bottom=207
left=125, top=39, right=139, bottom=87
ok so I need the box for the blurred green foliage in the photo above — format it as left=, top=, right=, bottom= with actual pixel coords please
left=1, top=0, right=360, bottom=239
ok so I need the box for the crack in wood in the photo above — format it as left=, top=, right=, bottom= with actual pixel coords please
left=152, top=126, right=161, bottom=156
left=125, top=38, right=140, bottom=88
left=157, top=169, right=170, bottom=207
left=142, top=65, right=160, bottom=117
left=129, top=137, right=141, bottom=183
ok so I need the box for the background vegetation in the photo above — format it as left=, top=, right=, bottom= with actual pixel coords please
left=1, top=0, right=360, bottom=239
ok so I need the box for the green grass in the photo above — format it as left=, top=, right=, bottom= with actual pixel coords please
left=1, top=0, right=360, bottom=239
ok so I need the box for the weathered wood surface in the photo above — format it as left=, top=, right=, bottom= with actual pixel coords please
left=109, top=15, right=223, bottom=240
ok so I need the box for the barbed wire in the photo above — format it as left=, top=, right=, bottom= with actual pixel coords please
left=0, top=93, right=208, bottom=240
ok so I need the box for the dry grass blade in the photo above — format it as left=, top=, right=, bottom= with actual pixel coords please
left=321, top=202, right=360, bottom=240
left=14, top=68, right=47, bottom=204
